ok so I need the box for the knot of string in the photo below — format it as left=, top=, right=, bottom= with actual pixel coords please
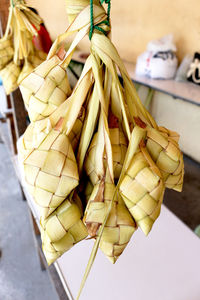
left=89, top=0, right=111, bottom=40
left=11, top=0, right=15, bottom=7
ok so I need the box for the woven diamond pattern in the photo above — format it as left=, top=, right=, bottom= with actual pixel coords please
left=120, top=149, right=165, bottom=236
left=85, top=181, right=136, bottom=263
left=23, top=125, right=79, bottom=219
left=0, top=38, right=14, bottom=70
left=41, top=195, right=88, bottom=265
left=20, top=54, right=71, bottom=122
left=146, top=126, right=184, bottom=192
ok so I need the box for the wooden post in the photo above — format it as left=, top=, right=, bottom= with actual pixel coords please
left=0, top=3, right=28, bottom=154
left=0, top=0, right=9, bottom=32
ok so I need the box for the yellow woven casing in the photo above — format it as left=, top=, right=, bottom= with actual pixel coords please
left=84, top=181, right=136, bottom=263
left=22, top=122, right=79, bottom=219
left=120, top=149, right=165, bottom=236
left=0, top=37, right=14, bottom=71
left=20, top=54, right=71, bottom=122
left=41, top=194, right=88, bottom=265
left=85, top=128, right=127, bottom=185
left=0, top=61, right=21, bottom=94
left=146, top=126, right=184, bottom=192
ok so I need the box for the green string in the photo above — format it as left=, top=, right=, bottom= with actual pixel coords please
left=89, top=0, right=111, bottom=40
left=89, top=0, right=94, bottom=40
left=101, top=0, right=111, bottom=23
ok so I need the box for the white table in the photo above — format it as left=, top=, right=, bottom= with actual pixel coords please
left=58, top=207, right=200, bottom=300
left=17, top=154, right=200, bottom=300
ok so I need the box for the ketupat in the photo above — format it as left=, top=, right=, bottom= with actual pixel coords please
left=0, top=60, right=21, bottom=94
left=119, top=121, right=183, bottom=235
left=20, top=49, right=71, bottom=122
left=84, top=179, right=137, bottom=263
left=120, top=139, right=165, bottom=235
left=146, top=126, right=184, bottom=192
left=0, top=0, right=47, bottom=94
left=23, top=118, right=79, bottom=219
left=0, top=36, right=14, bottom=70
left=41, top=193, right=88, bottom=265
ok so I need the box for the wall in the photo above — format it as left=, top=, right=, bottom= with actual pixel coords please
left=150, top=91, right=200, bottom=163
left=26, top=0, right=200, bottom=63
left=26, top=0, right=68, bottom=41
left=111, top=0, right=200, bottom=63
left=136, top=85, right=200, bottom=163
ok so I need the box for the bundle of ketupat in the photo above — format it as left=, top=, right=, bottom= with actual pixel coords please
left=18, top=46, right=93, bottom=216
left=0, top=0, right=47, bottom=94
left=83, top=101, right=136, bottom=262
left=19, top=76, right=89, bottom=219
left=17, top=0, right=184, bottom=297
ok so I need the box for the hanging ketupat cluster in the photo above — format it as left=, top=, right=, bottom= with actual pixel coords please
left=0, top=0, right=47, bottom=94
left=18, top=0, right=184, bottom=294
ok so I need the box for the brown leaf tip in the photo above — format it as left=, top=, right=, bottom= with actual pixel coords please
left=108, top=111, right=119, bottom=128
left=57, top=46, right=66, bottom=60
left=134, top=117, right=147, bottom=129
left=139, top=139, right=146, bottom=148
left=55, top=117, right=64, bottom=131
left=86, top=222, right=100, bottom=237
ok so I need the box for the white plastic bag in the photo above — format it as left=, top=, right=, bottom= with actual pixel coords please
left=147, top=34, right=177, bottom=52
left=135, top=34, right=178, bottom=79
